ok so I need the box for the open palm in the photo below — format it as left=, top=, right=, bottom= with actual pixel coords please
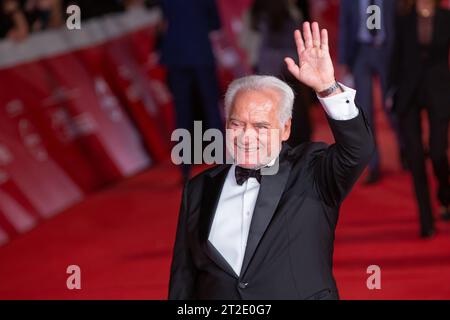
left=285, top=22, right=335, bottom=93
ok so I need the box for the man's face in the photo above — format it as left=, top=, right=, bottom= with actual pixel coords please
left=226, top=89, right=291, bottom=169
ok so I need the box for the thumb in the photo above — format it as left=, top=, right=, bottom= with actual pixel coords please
left=284, top=57, right=300, bottom=79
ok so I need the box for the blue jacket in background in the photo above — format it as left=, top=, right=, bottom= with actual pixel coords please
left=338, top=0, right=396, bottom=69
left=160, top=0, right=221, bottom=67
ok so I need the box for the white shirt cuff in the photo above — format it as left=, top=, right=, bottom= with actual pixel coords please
left=317, top=83, right=359, bottom=121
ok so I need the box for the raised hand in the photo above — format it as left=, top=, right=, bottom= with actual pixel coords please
left=285, top=21, right=338, bottom=94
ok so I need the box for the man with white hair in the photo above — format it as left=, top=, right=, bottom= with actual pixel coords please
left=169, top=21, right=374, bottom=300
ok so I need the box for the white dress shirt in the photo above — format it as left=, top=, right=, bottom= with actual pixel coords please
left=208, top=83, right=359, bottom=276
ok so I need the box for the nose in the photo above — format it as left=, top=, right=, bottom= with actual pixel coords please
left=240, top=124, right=259, bottom=136
left=238, top=126, right=259, bottom=146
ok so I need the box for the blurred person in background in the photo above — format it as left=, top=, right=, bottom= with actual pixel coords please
left=122, top=0, right=162, bottom=11
left=0, top=0, right=29, bottom=41
left=339, top=0, right=405, bottom=185
left=64, top=0, right=124, bottom=21
left=123, top=0, right=146, bottom=10
left=160, top=0, right=224, bottom=182
left=238, top=2, right=261, bottom=71
left=297, top=0, right=310, bottom=21
left=239, top=0, right=310, bottom=71
left=247, top=0, right=313, bottom=146
left=390, top=0, right=450, bottom=238
left=24, top=0, right=64, bottom=31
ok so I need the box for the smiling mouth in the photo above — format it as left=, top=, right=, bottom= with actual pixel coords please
left=235, top=143, right=259, bottom=152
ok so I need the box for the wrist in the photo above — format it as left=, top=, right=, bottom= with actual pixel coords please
left=314, top=79, right=335, bottom=93
left=316, top=81, right=343, bottom=98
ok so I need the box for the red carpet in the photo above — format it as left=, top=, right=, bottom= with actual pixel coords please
left=0, top=102, right=449, bottom=300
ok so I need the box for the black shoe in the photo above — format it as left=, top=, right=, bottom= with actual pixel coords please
left=364, top=170, right=381, bottom=185
left=441, top=206, right=450, bottom=222
left=420, top=227, right=436, bottom=239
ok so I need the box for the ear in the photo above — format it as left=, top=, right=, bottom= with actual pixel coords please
left=281, top=118, right=292, bottom=141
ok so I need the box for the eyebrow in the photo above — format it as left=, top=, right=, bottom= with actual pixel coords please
left=229, top=118, right=272, bottom=127
left=229, top=117, right=244, bottom=123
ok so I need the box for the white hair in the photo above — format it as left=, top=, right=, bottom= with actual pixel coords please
left=224, top=75, right=294, bottom=126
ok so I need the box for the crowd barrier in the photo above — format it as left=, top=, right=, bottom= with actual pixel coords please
left=0, top=9, right=175, bottom=245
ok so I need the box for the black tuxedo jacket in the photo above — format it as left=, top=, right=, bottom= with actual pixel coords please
left=168, top=109, right=374, bottom=300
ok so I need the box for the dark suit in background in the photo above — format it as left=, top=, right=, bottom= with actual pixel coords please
left=168, top=109, right=374, bottom=300
left=251, top=0, right=313, bottom=146
left=160, top=0, right=223, bottom=131
left=339, top=0, right=402, bottom=181
left=160, top=0, right=224, bottom=178
left=391, top=8, right=450, bottom=235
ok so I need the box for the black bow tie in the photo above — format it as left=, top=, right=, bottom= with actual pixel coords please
left=235, top=166, right=262, bottom=185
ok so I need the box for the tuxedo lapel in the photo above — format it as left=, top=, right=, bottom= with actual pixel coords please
left=198, top=164, right=238, bottom=278
left=239, top=145, right=293, bottom=278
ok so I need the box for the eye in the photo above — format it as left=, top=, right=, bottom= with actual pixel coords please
left=230, top=120, right=242, bottom=127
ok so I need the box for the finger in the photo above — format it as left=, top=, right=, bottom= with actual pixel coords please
left=311, top=21, right=321, bottom=48
left=303, top=21, right=313, bottom=49
left=321, top=28, right=329, bottom=50
left=284, top=57, right=300, bottom=79
left=294, top=29, right=305, bottom=54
